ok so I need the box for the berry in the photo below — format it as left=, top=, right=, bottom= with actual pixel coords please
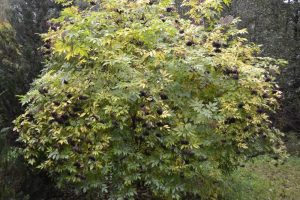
left=156, top=122, right=164, bottom=127
left=214, top=48, right=222, bottom=53
left=67, top=93, right=73, bottom=99
left=231, top=67, right=238, bottom=74
left=257, top=108, right=264, bottom=114
left=182, top=149, right=195, bottom=156
left=25, top=113, right=34, bottom=121
left=157, top=108, right=163, bottom=115
left=251, top=90, right=258, bottom=95
left=223, top=68, right=231, bottom=75
left=38, top=87, right=48, bottom=95
left=51, top=112, right=58, bottom=118
left=166, top=7, right=173, bottom=12
left=148, top=0, right=155, bottom=5
left=180, top=140, right=189, bottom=145
left=223, top=67, right=238, bottom=75
left=212, top=41, right=221, bottom=49
left=79, top=95, right=89, bottom=100
left=67, top=138, right=76, bottom=146
left=115, top=9, right=123, bottom=14
left=238, top=102, right=245, bottom=109
left=69, top=112, right=77, bottom=118
left=265, top=76, right=272, bottom=82
left=136, top=40, right=144, bottom=46
left=60, top=114, right=69, bottom=121
left=160, top=15, right=166, bottom=22
left=186, top=41, right=194, bottom=46
left=88, top=156, right=96, bottom=161
left=63, top=79, right=68, bottom=84
left=232, top=74, right=239, bottom=80
left=159, top=92, right=168, bottom=100
left=262, top=93, right=269, bottom=98
left=243, top=127, right=249, bottom=132
left=72, top=106, right=82, bottom=112
left=42, top=50, right=51, bottom=56
left=53, top=101, right=60, bottom=106
left=139, top=91, right=148, bottom=97
left=53, top=113, right=69, bottom=125
left=51, top=26, right=57, bottom=31
left=44, top=43, right=51, bottom=49
left=225, top=118, right=236, bottom=124
left=72, top=145, right=82, bottom=154
left=272, top=155, right=279, bottom=160
left=74, top=162, right=82, bottom=169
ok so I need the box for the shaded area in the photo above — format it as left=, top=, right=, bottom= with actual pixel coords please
left=0, top=0, right=65, bottom=199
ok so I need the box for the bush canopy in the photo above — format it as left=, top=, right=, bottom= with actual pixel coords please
left=14, top=0, right=286, bottom=199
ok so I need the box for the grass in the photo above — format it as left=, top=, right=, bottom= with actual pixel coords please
left=222, top=156, right=300, bottom=200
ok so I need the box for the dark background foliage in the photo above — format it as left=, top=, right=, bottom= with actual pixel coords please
left=0, top=0, right=63, bottom=199
left=227, top=0, right=300, bottom=132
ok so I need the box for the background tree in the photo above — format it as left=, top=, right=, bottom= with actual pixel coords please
left=8, top=0, right=61, bottom=85
left=0, top=0, right=66, bottom=199
left=0, top=20, right=26, bottom=199
left=227, top=0, right=300, bottom=132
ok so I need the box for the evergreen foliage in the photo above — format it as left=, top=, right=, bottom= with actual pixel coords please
left=0, top=22, right=23, bottom=127
left=8, top=0, right=60, bottom=82
left=0, top=21, right=27, bottom=199
left=14, top=0, right=287, bottom=199
left=0, top=1, right=63, bottom=199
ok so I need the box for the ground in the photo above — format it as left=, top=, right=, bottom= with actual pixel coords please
left=224, top=156, right=300, bottom=200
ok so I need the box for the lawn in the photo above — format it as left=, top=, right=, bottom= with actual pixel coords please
left=223, top=156, right=300, bottom=200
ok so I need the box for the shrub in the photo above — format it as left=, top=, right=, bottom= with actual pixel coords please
left=14, top=0, right=286, bottom=199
